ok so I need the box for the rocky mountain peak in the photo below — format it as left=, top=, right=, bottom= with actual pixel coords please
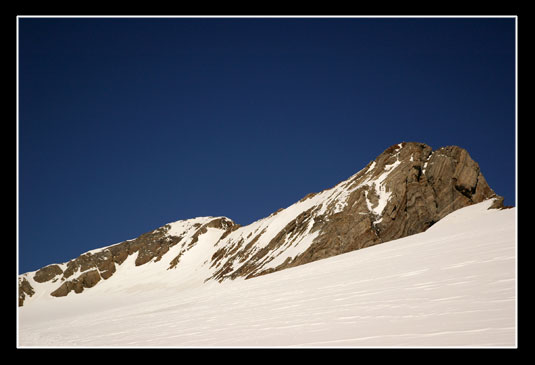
left=206, top=141, right=503, bottom=280
left=19, top=142, right=505, bottom=306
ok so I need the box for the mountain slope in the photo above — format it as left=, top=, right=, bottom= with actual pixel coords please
left=18, top=142, right=505, bottom=306
left=18, top=200, right=516, bottom=347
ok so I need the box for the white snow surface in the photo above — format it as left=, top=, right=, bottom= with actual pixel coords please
left=18, top=200, right=516, bottom=347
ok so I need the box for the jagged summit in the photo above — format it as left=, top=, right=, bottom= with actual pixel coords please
left=19, top=142, right=504, bottom=306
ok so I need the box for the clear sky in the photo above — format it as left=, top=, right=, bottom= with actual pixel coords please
left=18, top=17, right=516, bottom=274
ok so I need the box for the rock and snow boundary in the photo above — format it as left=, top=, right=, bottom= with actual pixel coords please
left=18, top=200, right=516, bottom=347
left=19, top=143, right=506, bottom=307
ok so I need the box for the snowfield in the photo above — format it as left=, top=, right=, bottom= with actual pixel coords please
left=18, top=200, right=516, bottom=347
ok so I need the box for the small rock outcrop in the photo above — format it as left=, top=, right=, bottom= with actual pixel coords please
left=18, top=277, right=35, bottom=307
left=50, top=269, right=101, bottom=297
left=33, top=264, right=63, bottom=283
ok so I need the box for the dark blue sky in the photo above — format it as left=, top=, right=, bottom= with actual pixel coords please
left=18, top=17, right=516, bottom=274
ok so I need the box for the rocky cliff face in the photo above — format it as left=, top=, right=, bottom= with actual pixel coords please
left=19, top=142, right=505, bottom=306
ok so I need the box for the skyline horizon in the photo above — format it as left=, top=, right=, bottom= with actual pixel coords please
left=18, top=139, right=514, bottom=274
left=18, top=17, right=516, bottom=274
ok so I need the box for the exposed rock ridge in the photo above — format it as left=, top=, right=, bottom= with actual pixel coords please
left=19, top=216, right=237, bottom=305
left=207, top=142, right=503, bottom=281
left=18, top=142, right=504, bottom=306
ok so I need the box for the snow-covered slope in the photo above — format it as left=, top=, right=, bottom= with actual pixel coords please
left=18, top=216, right=233, bottom=305
left=19, top=142, right=506, bottom=308
left=18, top=200, right=516, bottom=347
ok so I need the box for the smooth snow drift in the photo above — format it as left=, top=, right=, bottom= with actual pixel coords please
left=18, top=200, right=516, bottom=347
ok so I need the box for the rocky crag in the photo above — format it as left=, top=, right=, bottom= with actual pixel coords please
left=19, top=142, right=506, bottom=306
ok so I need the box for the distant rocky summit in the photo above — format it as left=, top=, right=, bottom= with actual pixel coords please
left=19, top=142, right=506, bottom=306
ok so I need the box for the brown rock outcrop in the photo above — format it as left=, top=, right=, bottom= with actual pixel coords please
left=292, top=143, right=500, bottom=271
left=33, top=264, right=63, bottom=283
left=18, top=277, right=35, bottom=306
left=50, top=269, right=101, bottom=297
